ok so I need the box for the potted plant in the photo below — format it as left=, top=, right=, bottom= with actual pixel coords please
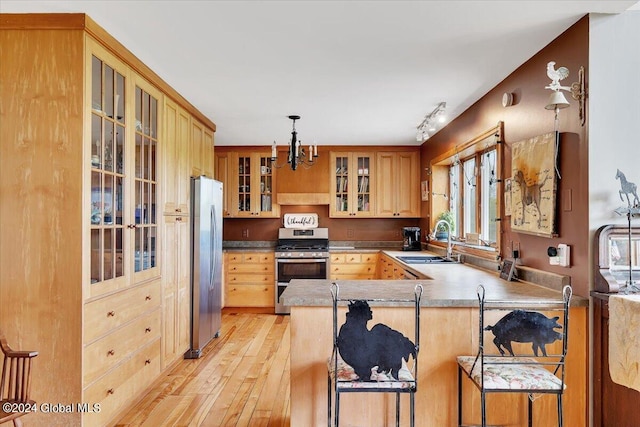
left=435, top=210, right=455, bottom=240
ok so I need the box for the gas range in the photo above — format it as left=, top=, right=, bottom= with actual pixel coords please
left=275, top=228, right=329, bottom=258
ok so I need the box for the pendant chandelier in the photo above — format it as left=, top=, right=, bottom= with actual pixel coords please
left=271, top=115, right=318, bottom=171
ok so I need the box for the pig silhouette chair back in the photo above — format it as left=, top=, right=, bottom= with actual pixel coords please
left=327, top=282, right=423, bottom=427
left=456, top=285, right=572, bottom=427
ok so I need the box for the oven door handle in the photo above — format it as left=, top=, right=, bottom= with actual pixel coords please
left=276, top=258, right=328, bottom=263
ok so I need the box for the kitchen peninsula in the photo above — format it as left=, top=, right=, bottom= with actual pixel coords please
left=282, top=252, right=588, bottom=426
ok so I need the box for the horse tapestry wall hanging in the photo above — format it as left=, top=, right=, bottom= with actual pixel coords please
left=510, top=132, right=558, bottom=237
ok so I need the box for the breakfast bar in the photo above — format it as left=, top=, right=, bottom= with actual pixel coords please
left=282, top=255, right=588, bottom=426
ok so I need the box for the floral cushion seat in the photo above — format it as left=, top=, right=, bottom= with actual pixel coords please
left=328, top=352, right=415, bottom=390
left=457, top=356, right=565, bottom=391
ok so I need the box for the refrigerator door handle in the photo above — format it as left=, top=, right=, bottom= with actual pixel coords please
left=210, top=205, right=217, bottom=290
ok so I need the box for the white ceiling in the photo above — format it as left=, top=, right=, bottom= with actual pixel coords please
left=2, top=1, right=638, bottom=147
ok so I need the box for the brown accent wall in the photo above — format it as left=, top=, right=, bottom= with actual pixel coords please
left=419, top=16, right=590, bottom=296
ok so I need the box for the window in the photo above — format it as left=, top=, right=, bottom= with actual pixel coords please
left=430, top=123, right=503, bottom=256
left=449, top=149, right=497, bottom=245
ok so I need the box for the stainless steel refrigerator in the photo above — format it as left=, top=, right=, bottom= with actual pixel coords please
left=185, top=176, right=223, bottom=359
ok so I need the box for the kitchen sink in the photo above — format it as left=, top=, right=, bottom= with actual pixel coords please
left=397, top=255, right=455, bottom=264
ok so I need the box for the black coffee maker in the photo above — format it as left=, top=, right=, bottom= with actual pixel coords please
left=402, top=227, right=421, bottom=251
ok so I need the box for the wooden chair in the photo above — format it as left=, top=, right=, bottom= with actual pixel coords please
left=0, top=331, right=38, bottom=427
left=457, top=284, right=572, bottom=427
left=327, top=282, right=423, bottom=427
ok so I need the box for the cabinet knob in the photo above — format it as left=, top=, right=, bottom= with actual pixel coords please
left=107, top=388, right=114, bottom=395
left=107, top=349, right=115, bottom=356
left=176, top=217, right=182, bottom=222
left=145, top=327, right=151, bottom=333
left=145, top=359, right=151, bottom=365
left=175, top=208, right=182, bottom=213
left=145, top=295, right=151, bottom=301
left=127, top=224, right=137, bottom=229
left=107, top=311, right=115, bottom=317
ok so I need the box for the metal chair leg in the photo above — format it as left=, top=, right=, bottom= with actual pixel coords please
left=410, top=392, right=415, bottom=427
left=335, top=389, right=340, bottom=427
left=481, top=391, right=486, bottom=427
left=457, top=365, right=463, bottom=427
left=395, top=392, right=400, bottom=427
left=327, top=376, right=331, bottom=427
left=558, top=394, right=563, bottom=427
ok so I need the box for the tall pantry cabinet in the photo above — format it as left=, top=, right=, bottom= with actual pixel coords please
left=0, top=14, right=216, bottom=427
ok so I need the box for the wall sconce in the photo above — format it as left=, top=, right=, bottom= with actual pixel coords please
left=544, top=61, right=587, bottom=127
left=416, top=101, right=446, bottom=142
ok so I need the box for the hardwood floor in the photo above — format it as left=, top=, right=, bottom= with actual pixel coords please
left=113, top=309, right=291, bottom=427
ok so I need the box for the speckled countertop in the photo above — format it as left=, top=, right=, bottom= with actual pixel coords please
left=282, top=250, right=588, bottom=308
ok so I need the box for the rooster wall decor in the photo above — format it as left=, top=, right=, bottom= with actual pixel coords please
left=337, top=300, right=416, bottom=381
left=545, top=61, right=571, bottom=92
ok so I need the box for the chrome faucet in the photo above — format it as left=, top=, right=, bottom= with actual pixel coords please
left=434, top=219, right=453, bottom=260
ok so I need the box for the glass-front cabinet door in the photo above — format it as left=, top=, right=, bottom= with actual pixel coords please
left=231, top=152, right=278, bottom=217
left=90, top=52, right=127, bottom=295
left=330, top=152, right=374, bottom=217
left=87, top=40, right=161, bottom=297
left=133, top=84, right=159, bottom=280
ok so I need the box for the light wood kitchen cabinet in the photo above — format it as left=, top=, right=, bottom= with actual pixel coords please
left=330, top=152, right=375, bottom=217
left=215, top=152, right=232, bottom=217
left=330, top=252, right=378, bottom=279
left=229, top=152, right=280, bottom=218
left=375, top=151, right=420, bottom=217
left=225, top=252, right=275, bottom=307
left=377, top=253, right=418, bottom=279
left=191, top=118, right=214, bottom=178
left=0, top=14, right=215, bottom=427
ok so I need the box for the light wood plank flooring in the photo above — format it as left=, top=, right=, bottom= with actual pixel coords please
left=114, top=309, right=291, bottom=427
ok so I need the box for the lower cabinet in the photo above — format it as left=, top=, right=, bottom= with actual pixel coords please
left=225, top=251, right=275, bottom=307
left=82, top=280, right=162, bottom=426
left=330, top=252, right=378, bottom=280
left=378, top=253, right=417, bottom=279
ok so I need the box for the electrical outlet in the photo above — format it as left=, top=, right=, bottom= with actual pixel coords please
left=347, top=229, right=354, bottom=238
left=242, top=228, right=249, bottom=238
left=558, top=244, right=570, bottom=267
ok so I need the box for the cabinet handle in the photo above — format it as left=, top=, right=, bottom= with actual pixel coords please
left=107, top=349, right=115, bottom=356
left=145, top=327, right=151, bottom=333
left=175, top=208, right=182, bottom=213
left=176, top=217, right=182, bottom=222
left=145, top=295, right=151, bottom=301
left=107, top=311, right=115, bottom=317
left=127, top=224, right=137, bottom=229
left=107, top=388, right=114, bottom=395
left=145, top=359, right=151, bottom=365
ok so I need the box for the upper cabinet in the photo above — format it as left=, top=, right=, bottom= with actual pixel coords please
left=375, top=151, right=420, bottom=217
left=163, top=98, right=191, bottom=215
left=88, top=39, right=162, bottom=297
left=222, top=152, right=279, bottom=218
left=330, top=152, right=375, bottom=217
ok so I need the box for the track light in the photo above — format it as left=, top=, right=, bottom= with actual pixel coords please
left=416, top=102, right=447, bottom=142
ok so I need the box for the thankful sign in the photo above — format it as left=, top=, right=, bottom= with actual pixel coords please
left=283, top=213, right=318, bottom=229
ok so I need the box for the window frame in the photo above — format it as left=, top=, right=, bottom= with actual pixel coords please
left=429, top=123, right=504, bottom=259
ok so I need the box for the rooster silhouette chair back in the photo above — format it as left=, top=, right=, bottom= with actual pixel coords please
left=456, top=285, right=572, bottom=427
left=327, top=282, right=423, bottom=427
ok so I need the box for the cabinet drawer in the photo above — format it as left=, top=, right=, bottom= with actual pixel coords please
left=228, top=263, right=274, bottom=274
left=227, top=252, right=274, bottom=264
left=361, top=253, right=378, bottom=263
left=83, top=308, right=161, bottom=385
left=343, top=253, right=362, bottom=263
left=331, top=273, right=376, bottom=281
left=330, top=253, right=346, bottom=263
left=227, top=273, right=273, bottom=284
left=226, top=284, right=274, bottom=307
left=84, top=281, right=161, bottom=344
left=83, top=338, right=161, bottom=427
left=331, top=264, right=375, bottom=275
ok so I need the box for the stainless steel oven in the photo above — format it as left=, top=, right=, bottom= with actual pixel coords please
left=275, top=228, right=329, bottom=314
